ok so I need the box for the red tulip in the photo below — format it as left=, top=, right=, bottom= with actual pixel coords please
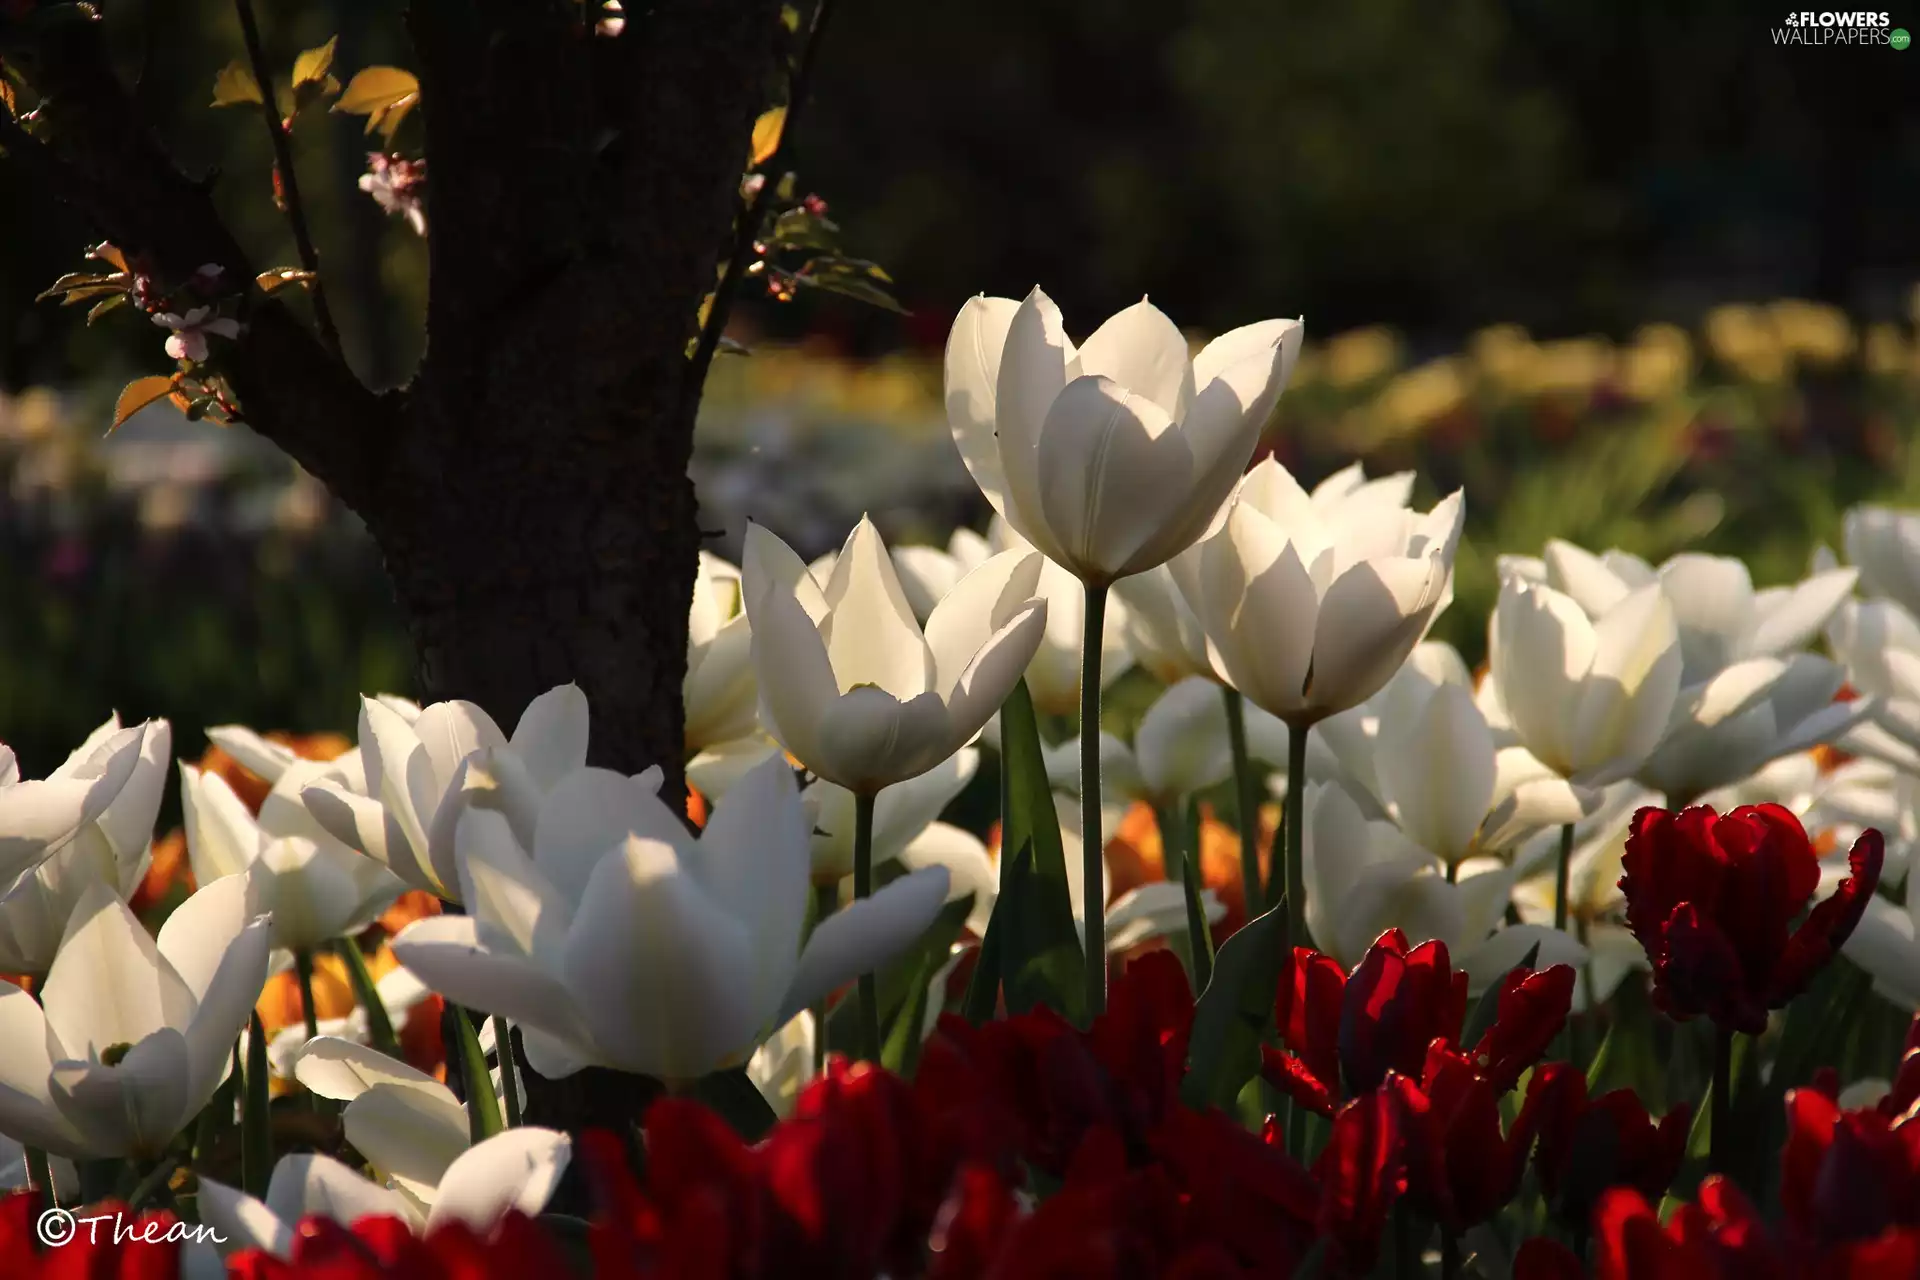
left=1526, top=1062, right=1691, bottom=1226
left=1310, top=1087, right=1408, bottom=1273
left=1780, top=1084, right=1920, bottom=1248
left=1262, top=930, right=1574, bottom=1117
left=1620, top=804, right=1883, bottom=1034
left=1151, top=1106, right=1319, bottom=1273
left=1393, top=1043, right=1550, bottom=1231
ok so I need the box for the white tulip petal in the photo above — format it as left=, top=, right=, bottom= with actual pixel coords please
left=1034, top=375, right=1192, bottom=578
left=43, top=882, right=193, bottom=1058
left=780, top=865, right=951, bottom=1024
left=424, top=1127, right=571, bottom=1234
left=1306, top=555, right=1448, bottom=721
left=532, top=767, right=686, bottom=910
left=510, top=684, right=590, bottom=791
left=1380, top=682, right=1494, bottom=862
left=391, top=915, right=596, bottom=1055
left=1074, top=298, right=1194, bottom=420
left=925, top=550, right=1044, bottom=696
left=944, top=295, right=1021, bottom=519
left=195, top=1177, right=294, bottom=1258
left=293, top=1036, right=450, bottom=1104
left=343, top=1082, right=472, bottom=1203
left=265, top=1153, right=417, bottom=1230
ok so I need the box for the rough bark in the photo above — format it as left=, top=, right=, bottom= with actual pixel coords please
left=2, top=0, right=788, bottom=1139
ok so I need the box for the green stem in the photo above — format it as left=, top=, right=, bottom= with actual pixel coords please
left=1553, top=821, right=1576, bottom=934
left=1283, top=721, right=1307, bottom=956
left=1081, top=581, right=1111, bottom=1017
left=1154, top=799, right=1215, bottom=992
left=451, top=1005, right=504, bottom=1143
left=853, top=790, right=881, bottom=1062
left=811, top=881, right=837, bottom=1076
left=1283, top=719, right=1309, bottom=1165
left=333, top=935, right=401, bottom=1058
left=1710, top=1023, right=1734, bottom=1178
left=24, top=1146, right=55, bottom=1210
left=126, top=1156, right=179, bottom=1212
left=293, top=949, right=321, bottom=1041
left=1221, top=688, right=1263, bottom=911
left=242, top=1016, right=271, bottom=1198
left=492, top=1015, right=522, bottom=1128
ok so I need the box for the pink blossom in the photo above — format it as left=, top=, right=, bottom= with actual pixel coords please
left=359, top=152, right=428, bottom=236
left=152, top=307, right=240, bottom=364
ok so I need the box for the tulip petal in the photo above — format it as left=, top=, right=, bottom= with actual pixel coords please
left=532, top=767, right=686, bottom=910
left=180, top=912, right=272, bottom=1104
left=1075, top=298, right=1194, bottom=420
left=391, top=915, right=597, bottom=1059
left=42, top=881, right=193, bottom=1059
left=1135, top=676, right=1235, bottom=800
left=457, top=809, right=574, bottom=969
left=343, top=1082, right=472, bottom=1204
left=1379, top=682, right=1494, bottom=862
left=683, top=756, right=809, bottom=1019
left=1034, top=374, right=1192, bottom=579
left=50, top=1029, right=192, bottom=1159
left=780, top=865, right=951, bottom=1024
left=944, top=295, right=1020, bottom=519
left=181, top=765, right=262, bottom=884
left=562, top=836, right=763, bottom=1080
left=1542, top=541, right=1634, bottom=618
left=1197, top=503, right=1316, bottom=717
left=924, top=549, right=1044, bottom=696
left=814, top=686, right=955, bottom=794
left=898, top=821, right=997, bottom=936
left=195, top=1177, right=294, bottom=1258
left=819, top=518, right=934, bottom=698
left=1569, top=583, right=1682, bottom=785
left=1308, top=556, right=1449, bottom=721
left=293, top=1036, right=451, bottom=1105
left=265, top=1153, right=416, bottom=1230
left=411, top=701, right=509, bottom=798
left=993, top=288, right=1078, bottom=563
left=1492, top=580, right=1598, bottom=778
left=424, top=1127, right=571, bottom=1234
left=301, top=782, right=425, bottom=893
left=939, top=602, right=1049, bottom=755
left=510, top=684, right=590, bottom=791
left=1747, top=567, right=1857, bottom=658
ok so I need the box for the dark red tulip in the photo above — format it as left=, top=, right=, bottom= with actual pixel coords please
left=1527, top=1062, right=1691, bottom=1226
left=1620, top=804, right=1883, bottom=1034
left=1310, top=1087, right=1408, bottom=1273
left=1780, top=1085, right=1920, bottom=1248
left=1262, top=930, right=1573, bottom=1117
left=1513, top=1237, right=1588, bottom=1280
left=1394, top=1043, right=1549, bottom=1231
left=1151, top=1106, right=1319, bottom=1273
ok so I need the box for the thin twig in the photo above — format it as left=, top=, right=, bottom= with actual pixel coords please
left=232, top=0, right=344, bottom=359
left=683, top=0, right=837, bottom=401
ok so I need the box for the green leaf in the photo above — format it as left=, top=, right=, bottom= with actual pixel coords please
left=291, top=36, right=338, bottom=90
left=85, top=293, right=128, bottom=325
left=829, top=892, right=975, bottom=1062
left=959, top=862, right=1010, bottom=1024
left=1181, top=900, right=1288, bottom=1110
left=242, top=1017, right=271, bottom=1198
left=111, top=376, right=177, bottom=433
left=1460, top=939, right=1541, bottom=1051
left=684, top=1066, right=778, bottom=1142
left=797, top=260, right=908, bottom=314
left=211, top=60, right=265, bottom=108
left=1586, top=973, right=1662, bottom=1105
left=333, top=66, right=419, bottom=141
left=996, top=680, right=1085, bottom=1022
left=333, top=935, right=400, bottom=1058
left=450, top=1004, right=504, bottom=1142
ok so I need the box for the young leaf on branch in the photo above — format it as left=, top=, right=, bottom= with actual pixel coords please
left=210, top=60, right=265, bottom=108
left=111, top=375, right=178, bottom=433
left=333, top=66, right=419, bottom=142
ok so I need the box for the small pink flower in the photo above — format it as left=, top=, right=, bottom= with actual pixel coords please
left=153, top=307, right=240, bottom=364
left=359, top=153, right=428, bottom=236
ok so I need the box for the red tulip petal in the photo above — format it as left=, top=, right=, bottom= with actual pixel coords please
left=1771, top=828, right=1884, bottom=1007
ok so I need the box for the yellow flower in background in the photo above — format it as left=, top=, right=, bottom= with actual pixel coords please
left=1528, top=338, right=1613, bottom=399
left=1705, top=304, right=1789, bottom=383
left=1768, top=299, right=1854, bottom=369
left=1323, top=325, right=1402, bottom=388
left=1354, top=357, right=1468, bottom=446
left=1866, top=323, right=1909, bottom=379
left=1620, top=323, right=1693, bottom=402
left=1469, top=324, right=1534, bottom=391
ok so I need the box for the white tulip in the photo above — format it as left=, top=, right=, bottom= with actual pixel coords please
left=806, top=748, right=978, bottom=884
left=392, top=755, right=951, bottom=1083
left=0, top=874, right=269, bottom=1159
left=302, top=683, right=590, bottom=900
left=183, top=760, right=404, bottom=953
left=741, top=517, right=1047, bottom=794
left=685, top=553, right=760, bottom=757
left=946, top=289, right=1302, bottom=584
left=1844, top=504, right=1920, bottom=620
left=0, top=718, right=154, bottom=893
left=686, top=733, right=785, bottom=803
left=890, top=529, right=993, bottom=622
left=188, top=1128, right=569, bottom=1273
left=985, top=516, right=1133, bottom=717
left=0, top=718, right=171, bottom=974
left=264, top=966, right=434, bottom=1081
left=1175, top=461, right=1463, bottom=726
left=1489, top=577, right=1682, bottom=786
left=1825, top=595, right=1920, bottom=773
left=1519, top=542, right=1866, bottom=803
left=1301, top=780, right=1585, bottom=990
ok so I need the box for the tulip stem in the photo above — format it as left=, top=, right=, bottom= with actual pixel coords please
left=853, top=790, right=882, bottom=1062
left=333, top=935, right=401, bottom=1059
left=492, top=1016, right=522, bottom=1128
left=242, top=1016, right=272, bottom=1199
left=1553, top=822, right=1575, bottom=934
left=1283, top=721, right=1308, bottom=957
left=24, top=1146, right=54, bottom=1211
left=812, top=882, right=837, bottom=1076
left=1081, top=581, right=1111, bottom=1018
left=1221, top=689, right=1263, bottom=910
left=127, top=1155, right=179, bottom=1212
left=1710, top=1024, right=1734, bottom=1178
left=293, top=948, right=321, bottom=1042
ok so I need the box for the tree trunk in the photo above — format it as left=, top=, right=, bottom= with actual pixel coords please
left=3, top=0, right=789, bottom=1144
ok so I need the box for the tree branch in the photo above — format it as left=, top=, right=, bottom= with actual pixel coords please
left=0, top=14, right=388, bottom=512
left=683, top=0, right=836, bottom=404
left=230, top=0, right=344, bottom=360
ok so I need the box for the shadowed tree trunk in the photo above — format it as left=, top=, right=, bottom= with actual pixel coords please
left=0, top=0, right=788, bottom=1136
